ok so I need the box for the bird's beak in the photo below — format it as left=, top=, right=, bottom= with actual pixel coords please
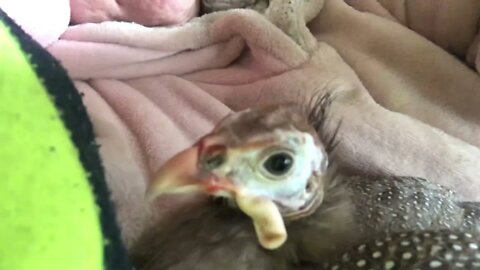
left=147, top=146, right=204, bottom=201
left=147, top=140, right=238, bottom=200
left=147, top=139, right=288, bottom=250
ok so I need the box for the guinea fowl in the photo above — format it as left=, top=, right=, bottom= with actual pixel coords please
left=130, top=97, right=480, bottom=270
left=318, top=230, right=480, bottom=270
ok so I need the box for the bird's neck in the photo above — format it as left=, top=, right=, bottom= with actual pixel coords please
left=286, top=173, right=361, bottom=262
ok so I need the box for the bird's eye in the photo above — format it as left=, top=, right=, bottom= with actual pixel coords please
left=262, top=152, right=294, bottom=177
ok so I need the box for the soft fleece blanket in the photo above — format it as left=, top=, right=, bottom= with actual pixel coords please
left=47, top=0, right=480, bottom=248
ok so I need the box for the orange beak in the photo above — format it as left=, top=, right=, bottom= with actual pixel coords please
left=147, top=146, right=201, bottom=201
left=147, top=142, right=234, bottom=201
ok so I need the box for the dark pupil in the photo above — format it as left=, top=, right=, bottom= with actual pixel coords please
left=263, top=153, right=294, bottom=176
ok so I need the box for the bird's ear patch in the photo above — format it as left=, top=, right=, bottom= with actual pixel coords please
left=282, top=174, right=324, bottom=221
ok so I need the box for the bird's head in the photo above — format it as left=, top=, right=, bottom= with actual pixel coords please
left=148, top=104, right=330, bottom=250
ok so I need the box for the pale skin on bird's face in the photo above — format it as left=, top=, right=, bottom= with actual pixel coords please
left=147, top=104, right=329, bottom=249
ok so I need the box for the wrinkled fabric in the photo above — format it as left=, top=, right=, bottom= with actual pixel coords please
left=70, top=0, right=199, bottom=26
left=345, top=0, right=480, bottom=67
left=48, top=0, right=480, bottom=247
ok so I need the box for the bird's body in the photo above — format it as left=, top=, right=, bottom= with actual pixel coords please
left=131, top=100, right=480, bottom=269
left=319, top=229, right=480, bottom=270
left=131, top=173, right=480, bottom=269
left=346, top=176, right=480, bottom=236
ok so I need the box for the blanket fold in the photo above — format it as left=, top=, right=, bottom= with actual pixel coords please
left=48, top=0, right=480, bottom=248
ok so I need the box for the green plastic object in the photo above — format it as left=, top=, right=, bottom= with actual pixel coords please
left=0, top=22, right=103, bottom=270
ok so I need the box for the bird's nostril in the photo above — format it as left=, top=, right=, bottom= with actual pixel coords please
left=204, top=154, right=225, bottom=170
left=201, top=144, right=227, bottom=171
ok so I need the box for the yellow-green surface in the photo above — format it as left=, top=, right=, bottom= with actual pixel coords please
left=0, top=23, right=103, bottom=270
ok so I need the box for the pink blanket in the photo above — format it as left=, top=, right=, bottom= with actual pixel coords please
left=47, top=0, right=480, bottom=247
